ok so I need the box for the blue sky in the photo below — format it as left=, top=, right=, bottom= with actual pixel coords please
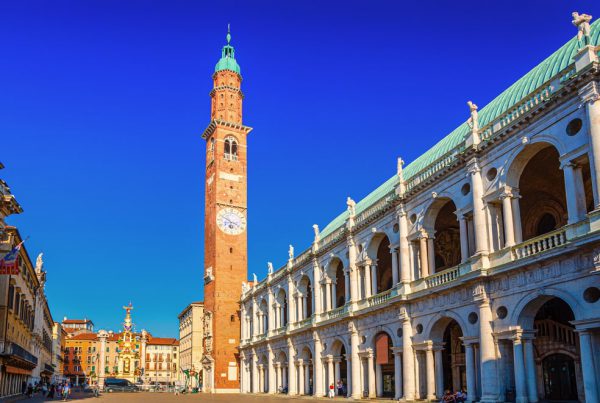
left=0, top=1, right=597, bottom=337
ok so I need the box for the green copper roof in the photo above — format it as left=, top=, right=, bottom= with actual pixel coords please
left=215, top=25, right=241, bottom=75
left=319, top=19, right=600, bottom=240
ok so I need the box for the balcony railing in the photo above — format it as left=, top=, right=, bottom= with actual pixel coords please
left=512, top=228, right=567, bottom=260
left=321, top=304, right=349, bottom=321
left=425, top=265, right=464, bottom=289
left=0, top=342, right=38, bottom=366
left=366, top=288, right=393, bottom=308
left=535, top=319, right=577, bottom=347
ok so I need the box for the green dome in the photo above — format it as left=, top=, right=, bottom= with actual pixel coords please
left=215, top=26, right=241, bottom=75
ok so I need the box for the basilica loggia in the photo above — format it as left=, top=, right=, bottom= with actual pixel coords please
left=239, top=15, right=600, bottom=403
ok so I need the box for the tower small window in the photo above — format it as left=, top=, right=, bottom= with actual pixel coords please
left=224, top=136, right=238, bottom=161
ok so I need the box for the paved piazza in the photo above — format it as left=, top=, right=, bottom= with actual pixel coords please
left=18, top=391, right=326, bottom=402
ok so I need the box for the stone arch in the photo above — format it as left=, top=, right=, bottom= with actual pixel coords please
left=501, top=136, right=567, bottom=187
left=513, top=288, right=582, bottom=330
left=297, top=275, right=313, bottom=318
left=300, top=345, right=313, bottom=360
left=366, top=233, right=394, bottom=293
left=505, top=142, right=567, bottom=241
left=422, top=196, right=463, bottom=272
left=426, top=311, right=471, bottom=343
left=276, top=350, right=288, bottom=364
left=328, top=338, right=349, bottom=356
left=276, top=288, right=288, bottom=326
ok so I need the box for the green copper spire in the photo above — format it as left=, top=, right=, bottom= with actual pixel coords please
left=215, top=24, right=241, bottom=75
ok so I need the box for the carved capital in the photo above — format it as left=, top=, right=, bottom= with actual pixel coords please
left=580, top=81, right=600, bottom=105
left=466, top=158, right=481, bottom=175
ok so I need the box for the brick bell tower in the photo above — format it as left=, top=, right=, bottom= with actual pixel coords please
left=200, top=26, right=251, bottom=392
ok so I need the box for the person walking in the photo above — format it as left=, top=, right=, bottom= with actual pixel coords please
left=328, top=383, right=335, bottom=398
left=62, top=382, right=71, bottom=402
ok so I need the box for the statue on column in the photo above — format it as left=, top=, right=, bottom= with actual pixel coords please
left=35, top=253, right=44, bottom=273
left=312, top=224, right=320, bottom=241
left=347, top=197, right=356, bottom=217
left=267, top=262, right=274, bottom=275
left=572, top=12, right=593, bottom=47
left=467, top=101, right=479, bottom=132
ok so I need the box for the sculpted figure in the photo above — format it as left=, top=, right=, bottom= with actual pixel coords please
left=312, top=224, right=320, bottom=239
left=35, top=253, right=44, bottom=272
left=267, top=262, right=273, bottom=275
left=346, top=197, right=356, bottom=216
left=467, top=101, right=479, bottom=131
left=572, top=12, right=593, bottom=46
left=288, top=244, right=294, bottom=261
left=253, top=273, right=258, bottom=283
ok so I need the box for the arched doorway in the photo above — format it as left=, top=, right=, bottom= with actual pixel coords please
left=298, top=276, right=313, bottom=320
left=542, top=354, right=577, bottom=400
left=301, top=347, right=314, bottom=395
left=276, top=289, right=288, bottom=327
left=441, top=320, right=465, bottom=393
left=433, top=200, right=461, bottom=272
left=533, top=298, right=579, bottom=401
left=331, top=339, right=350, bottom=397
left=334, top=261, right=346, bottom=308
left=429, top=317, right=467, bottom=398
left=376, top=237, right=393, bottom=292
left=276, top=351, right=288, bottom=394
left=374, top=332, right=395, bottom=398
left=517, top=146, right=567, bottom=241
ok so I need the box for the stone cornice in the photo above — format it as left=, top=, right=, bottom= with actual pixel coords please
left=201, top=119, right=252, bottom=140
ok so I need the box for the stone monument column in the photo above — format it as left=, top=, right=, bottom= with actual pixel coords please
left=97, top=330, right=108, bottom=389
left=140, top=330, right=148, bottom=382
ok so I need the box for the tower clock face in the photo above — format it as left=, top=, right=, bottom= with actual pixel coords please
left=216, top=207, right=246, bottom=235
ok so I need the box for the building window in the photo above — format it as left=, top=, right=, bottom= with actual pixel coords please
left=224, top=136, right=238, bottom=161
left=7, top=285, right=14, bottom=310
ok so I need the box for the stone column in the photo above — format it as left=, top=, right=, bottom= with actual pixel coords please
left=287, top=275, right=295, bottom=324
left=371, top=264, right=379, bottom=295
left=394, top=351, right=402, bottom=400
left=581, top=82, right=600, bottom=207
left=511, top=194, right=523, bottom=244
left=324, top=283, right=331, bottom=312
left=350, top=323, right=362, bottom=399
left=458, top=215, right=469, bottom=262
left=298, top=360, right=304, bottom=395
left=346, top=356, right=352, bottom=397
left=98, top=331, right=108, bottom=389
left=327, top=357, right=334, bottom=391
left=425, top=345, right=436, bottom=400
left=275, top=363, right=281, bottom=393
left=523, top=338, right=538, bottom=403
left=334, top=360, right=341, bottom=383
left=478, top=296, right=498, bottom=402
left=287, top=340, right=296, bottom=395
left=364, top=264, right=372, bottom=298
left=268, top=347, right=276, bottom=394
left=331, top=282, right=337, bottom=309
left=513, top=337, right=527, bottom=403
left=464, top=343, right=475, bottom=402
left=367, top=352, right=376, bottom=398
left=398, top=207, right=411, bottom=284
left=434, top=348, right=444, bottom=398
left=562, top=162, right=587, bottom=224
left=419, top=235, right=429, bottom=278
left=402, top=313, right=415, bottom=400
left=302, top=295, right=308, bottom=319
left=390, top=245, right=399, bottom=285
left=579, top=330, right=599, bottom=403
left=252, top=353, right=259, bottom=393
left=427, top=237, right=436, bottom=275
left=468, top=159, right=489, bottom=258
left=501, top=192, right=515, bottom=247
left=375, top=363, right=383, bottom=397
left=347, top=236, right=359, bottom=302
left=312, top=258, right=322, bottom=315
left=267, top=289, right=274, bottom=332
left=313, top=332, right=324, bottom=396
left=282, top=365, right=288, bottom=389
left=304, top=363, right=310, bottom=395
left=344, top=270, right=350, bottom=303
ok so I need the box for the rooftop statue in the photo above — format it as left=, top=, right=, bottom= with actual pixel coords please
left=347, top=197, right=356, bottom=217
left=35, top=252, right=44, bottom=273
left=467, top=101, right=479, bottom=132
left=288, top=244, right=294, bottom=261
left=267, top=262, right=273, bottom=275
left=253, top=273, right=258, bottom=284
left=572, top=12, right=593, bottom=47
left=312, top=224, right=320, bottom=239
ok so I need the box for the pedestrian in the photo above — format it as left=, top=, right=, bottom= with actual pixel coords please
left=26, top=384, right=33, bottom=398
left=328, top=383, right=335, bottom=398
left=62, top=382, right=70, bottom=402
left=337, top=379, right=343, bottom=396
left=48, top=384, right=55, bottom=398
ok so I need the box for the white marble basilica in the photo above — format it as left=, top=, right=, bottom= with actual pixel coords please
left=239, top=14, right=600, bottom=402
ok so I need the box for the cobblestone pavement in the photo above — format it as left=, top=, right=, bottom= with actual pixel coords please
left=4, top=391, right=357, bottom=402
